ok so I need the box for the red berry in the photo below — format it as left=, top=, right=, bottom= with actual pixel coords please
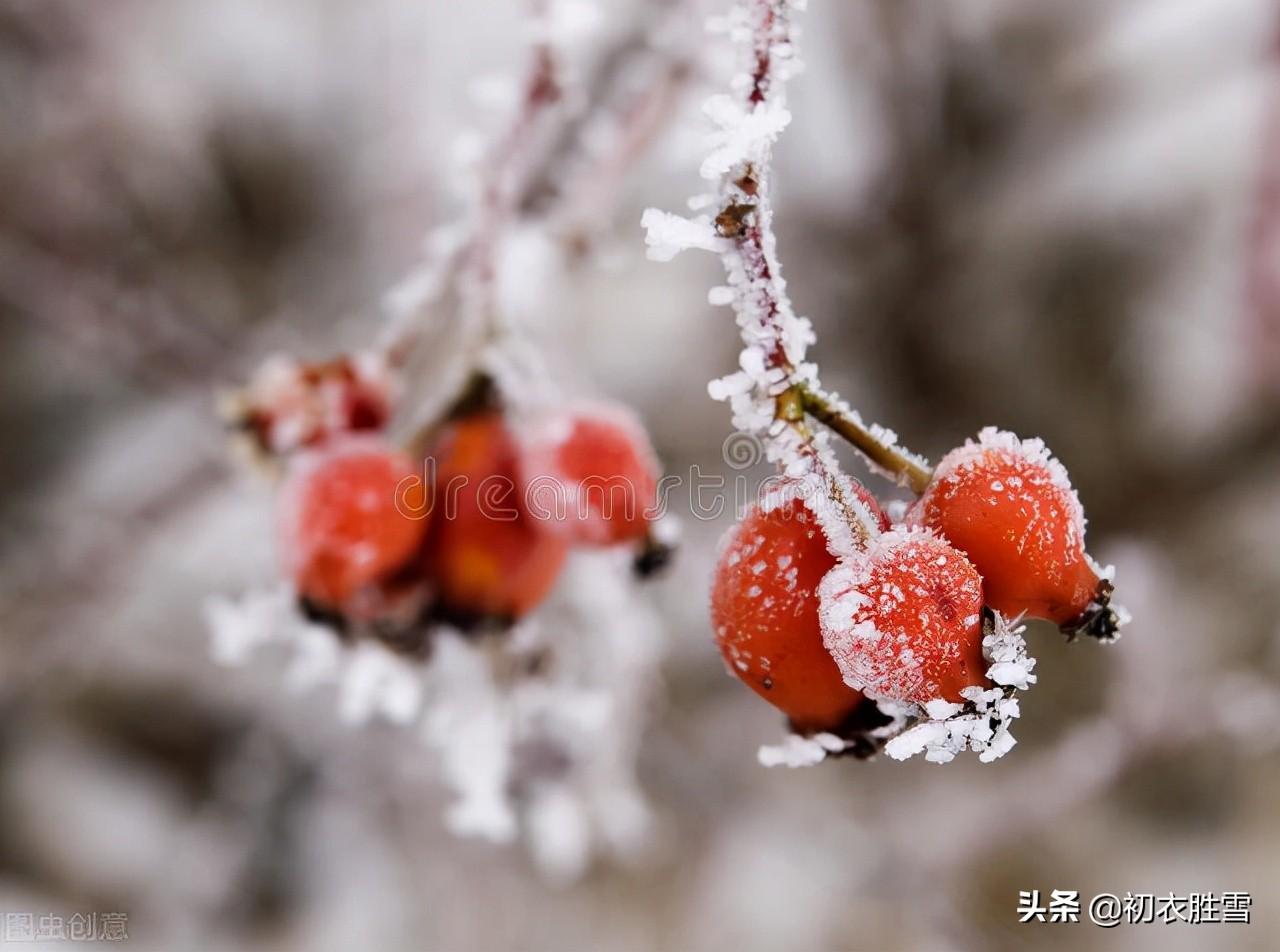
left=711, top=492, right=867, bottom=734
left=519, top=402, right=660, bottom=545
left=425, top=413, right=569, bottom=622
left=819, top=529, right=987, bottom=705
left=278, top=439, right=429, bottom=614
left=908, top=427, right=1111, bottom=633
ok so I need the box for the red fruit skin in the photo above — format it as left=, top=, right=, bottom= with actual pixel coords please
left=519, top=403, right=660, bottom=546
left=711, top=496, right=867, bottom=734
left=820, top=531, right=988, bottom=705
left=425, top=414, right=568, bottom=622
left=909, top=434, right=1099, bottom=625
left=278, top=439, right=429, bottom=612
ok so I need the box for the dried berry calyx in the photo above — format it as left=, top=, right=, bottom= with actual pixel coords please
left=1059, top=577, right=1123, bottom=642
left=908, top=427, right=1123, bottom=641
left=228, top=351, right=394, bottom=456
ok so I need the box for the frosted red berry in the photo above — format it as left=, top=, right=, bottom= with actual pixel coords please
left=908, top=427, right=1118, bottom=638
left=711, top=492, right=867, bottom=735
left=424, top=413, right=569, bottom=623
left=519, top=402, right=660, bottom=546
left=277, top=439, right=429, bottom=614
left=819, top=529, right=988, bottom=705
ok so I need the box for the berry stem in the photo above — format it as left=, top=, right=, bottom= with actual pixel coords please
left=799, top=386, right=934, bottom=494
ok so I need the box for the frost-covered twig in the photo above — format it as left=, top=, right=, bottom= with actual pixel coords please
left=386, top=3, right=700, bottom=435
left=555, top=52, right=694, bottom=252
left=642, top=0, right=927, bottom=539
left=382, top=18, right=566, bottom=432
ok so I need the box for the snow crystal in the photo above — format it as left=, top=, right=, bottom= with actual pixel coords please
left=699, top=95, right=793, bottom=181
left=874, top=612, right=1036, bottom=765
left=640, top=209, right=726, bottom=261
left=988, top=660, right=1036, bottom=691
left=923, top=699, right=963, bottom=720
left=282, top=624, right=341, bottom=693
left=757, top=732, right=848, bottom=768
left=884, top=722, right=950, bottom=761
left=338, top=643, right=423, bottom=727
left=978, top=730, right=1017, bottom=764
left=708, top=286, right=735, bottom=306
left=524, top=786, right=593, bottom=884
left=204, top=548, right=664, bottom=875
left=204, top=589, right=283, bottom=666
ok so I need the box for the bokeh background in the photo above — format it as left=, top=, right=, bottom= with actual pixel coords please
left=3, top=0, right=1280, bottom=949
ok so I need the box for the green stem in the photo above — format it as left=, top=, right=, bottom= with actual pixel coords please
left=799, top=386, right=934, bottom=495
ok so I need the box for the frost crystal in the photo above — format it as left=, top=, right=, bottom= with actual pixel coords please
left=699, top=95, right=792, bottom=180
left=204, top=547, right=664, bottom=879
left=641, top=0, right=893, bottom=539
left=757, top=732, right=849, bottom=768
left=880, top=613, right=1036, bottom=765
left=640, top=210, right=726, bottom=262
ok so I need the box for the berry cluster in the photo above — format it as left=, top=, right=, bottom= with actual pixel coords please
left=237, top=360, right=666, bottom=649
left=712, top=428, right=1121, bottom=760
left=636, top=0, right=1125, bottom=765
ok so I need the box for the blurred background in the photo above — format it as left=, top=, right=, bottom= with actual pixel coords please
left=3, top=0, right=1280, bottom=949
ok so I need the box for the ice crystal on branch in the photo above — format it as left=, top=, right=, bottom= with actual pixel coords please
left=642, top=0, right=900, bottom=541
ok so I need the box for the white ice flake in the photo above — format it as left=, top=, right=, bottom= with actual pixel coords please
left=204, top=589, right=283, bottom=666
left=874, top=613, right=1036, bottom=765
left=884, top=722, right=949, bottom=762
left=640, top=210, right=726, bottom=261
left=699, top=95, right=792, bottom=180
left=758, top=732, right=848, bottom=768
left=204, top=549, right=664, bottom=876
left=338, top=643, right=423, bottom=727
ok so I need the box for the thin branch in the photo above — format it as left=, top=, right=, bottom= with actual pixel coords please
left=800, top=387, right=934, bottom=493
left=698, top=1, right=880, bottom=543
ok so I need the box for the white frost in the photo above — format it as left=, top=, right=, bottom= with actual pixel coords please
left=640, top=210, right=726, bottom=262
left=758, top=732, right=848, bottom=768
